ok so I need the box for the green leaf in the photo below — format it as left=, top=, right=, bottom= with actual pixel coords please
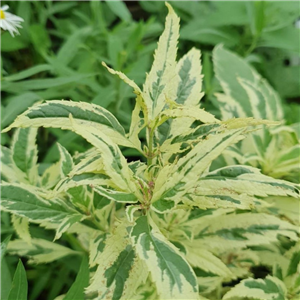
left=29, top=24, right=51, bottom=54
left=1, top=74, right=94, bottom=93
left=63, top=256, right=89, bottom=300
left=4, top=64, right=53, bottom=81
left=8, top=260, right=28, bottom=300
left=106, top=1, right=132, bottom=22
left=130, top=216, right=199, bottom=299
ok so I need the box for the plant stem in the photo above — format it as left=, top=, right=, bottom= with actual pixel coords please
left=147, top=126, right=154, bottom=166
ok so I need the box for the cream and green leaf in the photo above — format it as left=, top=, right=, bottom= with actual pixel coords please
left=1, top=3, right=299, bottom=300
left=213, top=45, right=300, bottom=183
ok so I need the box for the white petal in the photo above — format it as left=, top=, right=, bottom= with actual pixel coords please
left=1, top=5, right=9, bottom=11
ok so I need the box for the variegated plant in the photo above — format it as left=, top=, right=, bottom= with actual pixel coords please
left=213, top=45, right=300, bottom=184
left=1, top=3, right=299, bottom=300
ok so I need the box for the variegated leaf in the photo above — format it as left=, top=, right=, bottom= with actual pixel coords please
left=11, top=215, right=31, bottom=244
left=200, top=165, right=300, bottom=198
left=156, top=48, right=205, bottom=145
left=265, top=196, right=300, bottom=225
left=1, top=182, right=84, bottom=239
left=69, top=116, right=137, bottom=193
left=7, top=238, right=79, bottom=264
left=184, top=244, right=233, bottom=278
left=11, top=127, right=39, bottom=185
left=152, top=128, right=245, bottom=213
left=176, top=48, right=204, bottom=107
left=93, top=186, right=139, bottom=203
left=54, top=173, right=111, bottom=194
left=102, top=62, right=147, bottom=148
left=223, top=275, right=287, bottom=300
left=130, top=216, right=199, bottom=299
left=1, top=145, right=26, bottom=183
left=70, top=148, right=103, bottom=176
left=213, top=45, right=283, bottom=121
left=57, top=143, right=73, bottom=178
left=40, top=143, right=74, bottom=190
left=193, top=212, right=298, bottom=253
left=2, top=100, right=134, bottom=148
left=86, top=222, right=148, bottom=300
left=144, top=2, right=180, bottom=119
left=126, top=205, right=141, bottom=223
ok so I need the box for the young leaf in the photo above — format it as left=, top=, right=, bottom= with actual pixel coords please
left=152, top=128, right=245, bottom=213
left=130, top=216, right=199, bottom=299
left=144, top=2, right=180, bottom=119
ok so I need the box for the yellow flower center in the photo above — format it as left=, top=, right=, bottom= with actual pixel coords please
left=0, top=10, right=5, bottom=19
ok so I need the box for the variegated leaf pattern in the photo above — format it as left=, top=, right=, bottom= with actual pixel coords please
left=69, top=116, right=137, bottom=194
left=156, top=48, right=205, bottom=145
left=86, top=222, right=148, bottom=300
left=130, top=216, right=199, bottom=300
left=11, top=127, right=39, bottom=185
left=192, top=212, right=298, bottom=253
left=11, top=215, right=31, bottom=244
left=213, top=45, right=300, bottom=183
left=152, top=128, right=246, bottom=213
left=223, top=275, right=287, bottom=300
left=184, top=165, right=300, bottom=210
left=1, top=4, right=300, bottom=300
left=1, top=182, right=85, bottom=240
left=2, top=100, right=135, bottom=148
left=213, top=44, right=283, bottom=121
left=1, top=145, right=26, bottom=183
left=102, top=62, right=147, bottom=149
left=144, top=3, right=180, bottom=119
left=7, top=238, right=79, bottom=264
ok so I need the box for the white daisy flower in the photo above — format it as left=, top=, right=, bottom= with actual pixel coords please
left=0, top=5, right=24, bottom=37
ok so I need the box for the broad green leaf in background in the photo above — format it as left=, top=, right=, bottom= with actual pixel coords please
left=63, top=256, right=89, bottom=300
left=8, top=260, right=28, bottom=300
left=106, top=0, right=132, bottom=22
left=0, top=236, right=12, bottom=300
